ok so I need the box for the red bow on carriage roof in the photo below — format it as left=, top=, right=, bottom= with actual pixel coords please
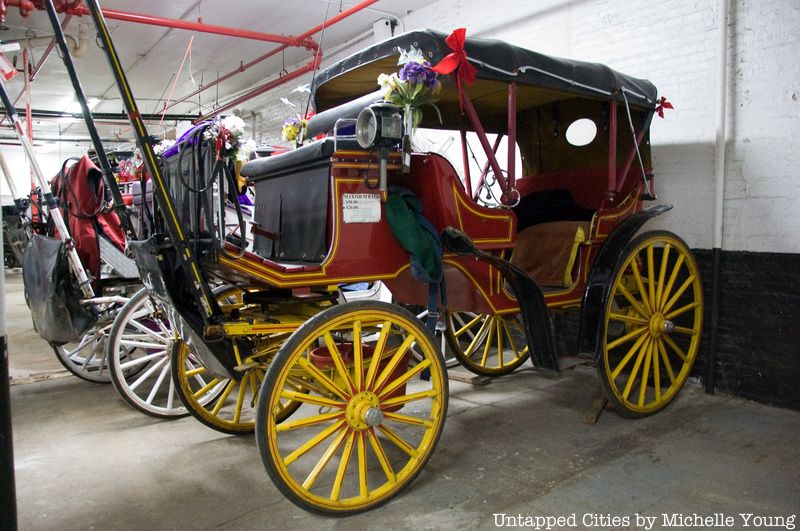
left=655, top=96, right=674, bottom=118
left=432, top=28, right=478, bottom=110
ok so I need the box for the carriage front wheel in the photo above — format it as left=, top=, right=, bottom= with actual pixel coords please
left=599, top=230, right=703, bottom=418
left=445, top=311, right=530, bottom=376
left=256, top=301, right=448, bottom=515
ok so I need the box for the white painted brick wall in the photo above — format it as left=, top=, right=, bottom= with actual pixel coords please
left=402, top=0, right=800, bottom=252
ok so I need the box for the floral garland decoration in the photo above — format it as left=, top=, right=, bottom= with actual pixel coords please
left=153, top=139, right=176, bottom=157
left=378, top=46, right=441, bottom=127
left=203, top=115, right=255, bottom=161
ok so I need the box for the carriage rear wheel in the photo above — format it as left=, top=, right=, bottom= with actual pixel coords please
left=51, top=320, right=114, bottom=383
left=171, top=286, right=298, bottom=434
left=599, top=230, right=703, bottom=418
left=445, top=311, right=530, bottom=376
left=256, top=301, right=448, bottom=515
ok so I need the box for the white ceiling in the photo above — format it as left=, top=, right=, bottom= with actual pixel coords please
left=0, top=0, right=430, bottom=144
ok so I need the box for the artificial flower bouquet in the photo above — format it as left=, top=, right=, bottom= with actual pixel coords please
left=377, top=46, right=441, bottom=127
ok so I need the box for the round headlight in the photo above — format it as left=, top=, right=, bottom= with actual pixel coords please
left=356, top=107, right=378, bottom=149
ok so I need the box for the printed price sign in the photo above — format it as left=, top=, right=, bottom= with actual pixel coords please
left=342, top=193, right=381, bottom=223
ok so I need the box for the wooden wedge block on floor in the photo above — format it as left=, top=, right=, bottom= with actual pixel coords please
left=447, top=367, right=492, bottom=386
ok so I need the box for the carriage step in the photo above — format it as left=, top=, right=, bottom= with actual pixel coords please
left=99, top=236, right=140, bottom=279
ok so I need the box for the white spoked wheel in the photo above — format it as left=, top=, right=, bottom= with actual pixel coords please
left=107, top=288, right=188, bottom=418
left=51, top=318, right=115, bottom=383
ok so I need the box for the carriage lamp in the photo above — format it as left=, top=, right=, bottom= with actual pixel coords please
left=355, top=103, right=403, bottom=149
left=356, top=103, right=403, bottom=191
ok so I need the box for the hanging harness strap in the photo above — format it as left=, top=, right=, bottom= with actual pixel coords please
left=385, top=187, right=446, bottom=333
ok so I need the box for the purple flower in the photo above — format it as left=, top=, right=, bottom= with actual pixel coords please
left=398, top=61, right=439, bottom=89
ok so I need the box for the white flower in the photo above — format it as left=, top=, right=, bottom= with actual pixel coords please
left=398, top=46, right=426, bottom=65
left=237, top=138, right=257, bottom=161
left=153, top=139, right=176, bottom=156
left=378, top=72, right=400, bottom=98
left=221, top=115, right=246, bottom=137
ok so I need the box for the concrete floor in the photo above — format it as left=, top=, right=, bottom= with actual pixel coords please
left=5, top=269, right=800, bottom=530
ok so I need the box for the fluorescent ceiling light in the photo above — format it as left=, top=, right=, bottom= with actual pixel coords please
left=65, top=97, right=100, bottom=113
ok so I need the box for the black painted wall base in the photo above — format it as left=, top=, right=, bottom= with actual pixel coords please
left=693, top=249, right=800, bottom=411
left=549, top=250, right=800, bottom=411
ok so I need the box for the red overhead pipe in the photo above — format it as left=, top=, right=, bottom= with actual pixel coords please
left=99, top=8, right=318, bottom=49
left=3, top=0, right=35, bottom=19
left=7, top=0, right=318, bottom=48
left=195, top=51, right=322, bottom=123
left=161, top=0, right=379, bottom=114
left=5, top=0, right=378, bottom=132
left=297, top=0, right=379, bottom=41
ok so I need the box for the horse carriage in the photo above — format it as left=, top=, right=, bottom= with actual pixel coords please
left=14, top=0, right=704, bottom=515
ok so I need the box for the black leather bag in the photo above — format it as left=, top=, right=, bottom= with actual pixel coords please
left=22, top=234, right=96, bottom=345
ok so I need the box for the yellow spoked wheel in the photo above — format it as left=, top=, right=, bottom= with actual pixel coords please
left=599, top=230, right=703, bottom=418
left=445, top=311, right=530, bottom=376
left=171, top=287, right=295, bottom=434
left=256, top=301, right=448, bottom=515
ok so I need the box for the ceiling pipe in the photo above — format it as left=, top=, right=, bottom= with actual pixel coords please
left=4, top=0, right=319, bottom=49
left=195, top=50, right=322, bottom=123
left=2, top=107, right=199, bottom=121
left=0, top=134, right=131, bottom=143
left=99, top=8, right=318, bottom=49
left=160, top=0, right=379, bottom=114
left=0, top=14, right=71, bottom=128
left=1, top=0, right=34, bottom=23
left=10, top=24, right=87, bottom=57
left=2, top=0, right=377, bottom=133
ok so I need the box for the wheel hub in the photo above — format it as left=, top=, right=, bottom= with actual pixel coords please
left=649, top=313, right=675, bottom=337
left=345, top=391, right=383, bottom=430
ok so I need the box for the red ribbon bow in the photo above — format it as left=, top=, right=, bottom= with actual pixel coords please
left=432, top=28, right=478, bottom=110
left=655, top=96, right=674, bottom=118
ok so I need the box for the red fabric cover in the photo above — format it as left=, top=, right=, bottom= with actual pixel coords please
left=53, top=155, right=126, bottom=287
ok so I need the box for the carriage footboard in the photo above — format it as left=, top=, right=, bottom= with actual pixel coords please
left=128, top=235, right=240, bottom=379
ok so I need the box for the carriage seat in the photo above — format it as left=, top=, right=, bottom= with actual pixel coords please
left=241, top=137, right=359, bottom=181
left=510, top=189, right=593, bottom=288
left=242, top=138, right=334, bottom=181
left=511, top=221, right=590, bottom=288
left=240, top=139, right=345, bottom=263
